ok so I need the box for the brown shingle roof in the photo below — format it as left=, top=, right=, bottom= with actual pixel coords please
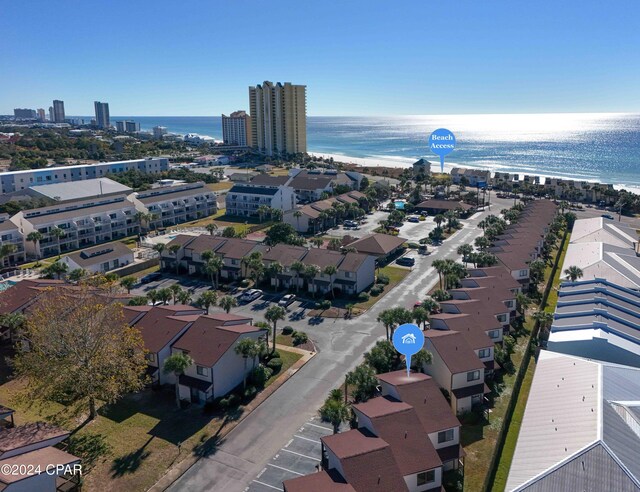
left=263, top=243, right=308, bottom=267
left=0, top=279, right=64, bottom=315
left=183, top=235, right=227, bottom=255
left=172, top=317, right=261, bottom=367
left=289, top=175, right=333, bottom=191
left=425, top=330, right=484, bottom=373
left=301, top=248, right=344, bottom=270
left=215, top=238, right=264, bottom=260
left=430, top=313, right=498, bottom=350
left=337, top=252, right=370, bottom=272
left=346, top=233, right=406, bottom=256
left=321, top=429, right=408, bottom=492
left=377, top=371, right=460, bottom=434
left=0, top=446, right=80, bottom=485
left=249, top=175, right=290, bottom=186
left=0, top=422, right=69, bottom=455
left=283, top=469, right=356, bottom=492
left=353, top=397, right=442, bottom=474
left=128, top=305, right=204, bottom=353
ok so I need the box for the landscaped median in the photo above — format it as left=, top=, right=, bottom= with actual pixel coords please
left=0, top=345, right=313, bottom=492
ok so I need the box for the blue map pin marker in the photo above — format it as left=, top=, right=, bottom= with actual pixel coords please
left=392, top=323, right=425, bottom=377
left=429, top=128, right=456, bottom=172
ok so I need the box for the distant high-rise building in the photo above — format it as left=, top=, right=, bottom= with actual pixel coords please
left=52, top=100, right=65, bottom=123
left=94, top=101, right=110, bottom=129
left=115, top=121, right=126, bottom=132
left=13, top=108, right=37, bottom=119
left=37, top=108, right=46, bottom=121
left=49, top=106, right=54, bottom=122
left=222, top=110, right=252, bottom=147
left=153, top=126, right=167, bottom=139
left=124, top=121, right=140, bottom=133
left=249, top=81, right=307, bottom=156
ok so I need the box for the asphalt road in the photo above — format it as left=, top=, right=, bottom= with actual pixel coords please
left=167, top=196, right=515, bottom=492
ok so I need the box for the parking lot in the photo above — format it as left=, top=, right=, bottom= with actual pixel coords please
left=245, top=417, right=335, bottom=491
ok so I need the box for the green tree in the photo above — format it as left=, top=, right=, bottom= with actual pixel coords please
left=176, top=289, right=192, bottom=305
left=13, top=289, right=147, bottom=420
left=120, top=276, right=137, bottom=294
left=364, top=340, right=400, bottom=373
left=265, top=305, right=286, bottom=353
left=324, top=265, right=338, bottom=298
left=204, top=255, right=223, bottom=289
left=219, top=295, right=238, bottom=314
left=50, top=227, right=65, bottom=257
left=516, top=292, right=531, bottom=315
left=304, top=264, right=321, bottom=296
left=168, top=244, right=181, bottom=276
left=206, top=222, right=219, bottom=235
left=196, top=290, right=218, bottom=314
left=413, top=307, right=430, bottom=330
left=0, top=312, right=25, bottom=341
left=128, top=296, right=148, bottom=306
left=0, top=244, right=15, bottom=267
left=310, top=237, right=324, bottom=248
left=411, top=349, right=432, bottom=373
left=457, top=244, right=473, bottom=266
left=26, top=231, right=43, bottom=259
left=291, top=260, right=305, bottom=292
left=293, top=210, right=303, bottom=231
left=266, top=261, right=284, bottom=290
left=319, top=395, right=350, bottom=434
left=564, top=265, right=584, bottom=282
left=163, top=352, right=193, bottom=409
left=234, top=338, right=259, bottom=390
left=169, top=284, right=182, bottom=304
left=346, top=364, right=378, bottom=403
left=68, top=268, right=88, bottom=283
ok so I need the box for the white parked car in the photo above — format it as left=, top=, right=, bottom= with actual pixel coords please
left=239, top=289, right=263, bottom=303
left=278, top=294, right=296, bottom=307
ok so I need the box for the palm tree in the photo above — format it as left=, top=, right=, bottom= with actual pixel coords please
left=434, top=214, right=445, bottom=228
left=206, top=222, right=218, bottom=236
left=169, top=284, right=182, bottom=304
left=204, top=255, right=223, bottom=289
left=257, top=205, right=270, bottom=223
left=168, top=244, right=181, bottom=276
left=293, top=210, right=303, bottom=231
left=266, top=261, right=284, bottom=290
left=515, top=292, right=531, bottom=315
left=457, top=244, right=473, bottom=266
left=234, top=338, right=259, bottom=389
left=0, top=313, right=25, bottom=341
left=377, top=309, right=397, bottom=341
left=265, top=305, right=286, bottom=353
left=163, top=352, right=193, bottom=409
left=422, top=297, right=439, bottom=314
left=432, top=259, right=449, bottom=290
left=153, top=242, right=165, bottom=260
left=328, top=238, right=342, bottom=251
left=564, top=265, right=584, bottom=282
left=147, top=289, right=159, bottom=305
left=310, top=237, right=324, bottom=248
left=319, top=396, right=350, bottom=434
left=413, top=307, right=430, bottom=330
left=324, top=265, right=337, bottom=298
left=157, top=287, right=172, bottom=305
left=474, top=236, right=490, bottom=252
left=120, top=276, right=137, bottom=293
left=291, top=260, right=305, bottom=292
left=68, top=268, right=88, bottom=283
left=304, top=264, right=321, bottom=296
left=26, top=231, right=43, bottom=259
left=219, top=295, right=237, bottom=314
left=196, top=290, right=218, bottom=314
left=411, top=349, right=432, bottom=373
left=177, top=289, right=192, bottom=305
left=50, top=227, right=65, bottom=257
left=532, top=311, right=554, bottom=333
left=0, top=244, right=15, bottom=267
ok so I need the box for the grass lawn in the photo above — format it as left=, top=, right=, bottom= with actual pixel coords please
left=130, top=264, right=160, bottom=279
left=358, top=265, right=409, bottom=310
left=207, top=182, right=233, bottom=192
left=276, top=333, right=294, bottom=347
left=182, top=211, right=271, bottom=236
left=265, top=349, right=302, bottom=388
left=0, top=378, right=228, bottom=492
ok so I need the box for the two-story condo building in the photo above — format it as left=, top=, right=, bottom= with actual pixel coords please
left=0, top=218, right=25, bottom=265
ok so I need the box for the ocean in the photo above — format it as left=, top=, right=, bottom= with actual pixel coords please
left=103, top=114, right=640, bottom=188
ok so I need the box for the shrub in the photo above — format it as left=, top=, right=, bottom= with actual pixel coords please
left=264, top=350, right=280, bottom=361
left=243, top=385, right=258, bottom=400
left=267, top=358, right=283, bottom=371
left=227, top=393, right=240, bottom=407
left=251, top=364, right=273, bottom=388
left=370, top=285, right=384, bottom=296
left=316, top=300, right=331, bottom=310
left=282, top=326, right=294, bottom=335
left=407, top=242, right=420, bottom=249
left=358, top=292, right=370, bottom=302
left=376, top=273, right=390, bottom=285
left=293, top=331, right=309, bottom=346
left=239, top=279, right=250, bottom=288
left=418, top=216, right=426, bottom=221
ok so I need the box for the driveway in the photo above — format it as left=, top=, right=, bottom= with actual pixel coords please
left=167, top=196, right=515, bottom=492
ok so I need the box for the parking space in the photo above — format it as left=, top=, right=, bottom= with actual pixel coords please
left=246, top=417, right=334, bottom=492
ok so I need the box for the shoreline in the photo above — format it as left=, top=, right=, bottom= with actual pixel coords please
left=308, top=151, right=640, bottom=194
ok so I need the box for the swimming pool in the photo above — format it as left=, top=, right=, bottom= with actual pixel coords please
left=394, top=200, right=406, bottom=210
left=0, top=280, right=17, bottom=292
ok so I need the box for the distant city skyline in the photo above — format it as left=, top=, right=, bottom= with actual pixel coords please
left=1, top=0, right=640, bottom=116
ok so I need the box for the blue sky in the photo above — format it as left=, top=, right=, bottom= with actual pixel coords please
left=2, top=0, right=640, bottom=116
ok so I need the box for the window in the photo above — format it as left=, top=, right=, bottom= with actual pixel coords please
left=497, top=314, right=507, bottom=323
left=196, top=365, right=207, bottom=376
left=467, top=370, right=480, bottom=382
left=417, top=470, right=435, bottom=486
left=345, top=271, right=352, bottom=278
left=478, top=348, right=490, bottom=358
left=489, top=330, right=500, bottom=339
left=437, top=429, right=454, bottom=443
left=519, top=269, right=528, bottom=277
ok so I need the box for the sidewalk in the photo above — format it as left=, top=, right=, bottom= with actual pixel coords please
left=149, top=345, right=315, bottom=492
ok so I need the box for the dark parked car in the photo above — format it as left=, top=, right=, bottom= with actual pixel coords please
left=601, top=214, right=615, bottom=220
left=140, top=272, right=162, bottom=284
left=396, top=257, right=415, bottom=267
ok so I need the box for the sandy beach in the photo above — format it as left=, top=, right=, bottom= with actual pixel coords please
left=308, top=151, right=640, bottom=194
